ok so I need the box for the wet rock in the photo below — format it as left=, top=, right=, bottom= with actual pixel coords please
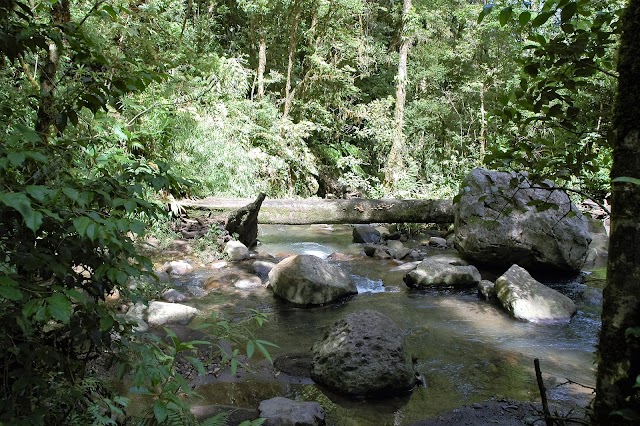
left=374, top=248, right=392, bottom=260
left=404, top=258, right=481, bottom=288
left=147, top=301, right=198, bottom=327
left=252, top=260, right=276, bottom=279
left=389, top=261, right=421, bottom=272
left=478, top=280, right=497, bottom=301
left=584, top=217, right=609, bottom=269
left=454, top=168, right=591, bottom=273
left=408, top=250, right=422, bottom=260
left=311, top=310, right=414, bottom=397
left=268, top=255, right=357, bottom=306
left=274, top=353, right=314, bottom=377
left=495, top=265, right=577, bottom=322
left=363, top=244, right=382, bottom=257
left=164, top=260, right=194, bottom=275
left=428, top=237, right=448, bottom=248
left=234, top=276, right=263, bottom=289
left=327, top=252, right=352, bottom=261
left=225, top=240, right=250, bottom=261
left=161, top=288, right=188, bottom=303
left=258, top=397, right=325, bottom=426
left=394, top=247, right=412, bottom=260
left=387, top=240, right=405, bottom=250
left=353, top=225, right=381, bottom=244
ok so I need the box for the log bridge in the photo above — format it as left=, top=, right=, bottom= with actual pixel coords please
left=178, top=197, right=454, bottom=225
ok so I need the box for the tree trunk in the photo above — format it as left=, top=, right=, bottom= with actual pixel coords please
left=257, top=33, right=266, bottom=100
left=36, top=0, right=70, bottom=138
left=384, top=0, right=412, bottom=190
left=282, top=0, right=302, bottom=122
left=594, top=1, right=640, bottom=424
left=479, top=83, right=486, bottom=164
left=178, top=197, right=454, bottom=225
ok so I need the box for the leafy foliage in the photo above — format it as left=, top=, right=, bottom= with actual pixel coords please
left=479, top=0, right=622, bottom=199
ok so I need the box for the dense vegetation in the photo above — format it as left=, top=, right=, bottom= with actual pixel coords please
left=0, top=0, right=634, bottom=424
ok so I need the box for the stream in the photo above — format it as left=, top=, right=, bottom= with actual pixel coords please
left=163, top=224, right=602, bottom=425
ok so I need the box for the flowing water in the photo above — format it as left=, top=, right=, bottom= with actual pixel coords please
left=168, top=224, right=602, bottom=425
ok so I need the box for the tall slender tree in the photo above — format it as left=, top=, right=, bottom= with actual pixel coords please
left=384, top=0, right=412, bottom=190
left=594, top=1, right=640, bottom=423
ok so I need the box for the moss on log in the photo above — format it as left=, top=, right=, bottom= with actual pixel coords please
left=178, top=198, right=454, bottom=224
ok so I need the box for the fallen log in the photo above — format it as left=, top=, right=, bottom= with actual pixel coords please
left=177, top=197, right=454, bottom=225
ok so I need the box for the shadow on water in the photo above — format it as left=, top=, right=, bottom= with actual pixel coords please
left=168, top=224, right=600, bottom=425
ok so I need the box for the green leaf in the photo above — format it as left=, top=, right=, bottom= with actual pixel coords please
left=153, top=400, right=168, bottom=423
left=0, top=192, right=43, bottom=232
left=519, top=11, right=531, bottom=26
left=8, top=151, right=26, bottom=166
left=613, top=177, right=640, bottom=186
left=532, top=11, right=554, bottom=27
left=63, top=187, right=80, bottom=203
left=23, top=298, right=42, bottom=317
left=561, top=2, right=577, bottom=23
left=625, top=327, right=640, bottom=338
left=0, top=275, right=22, bottom=301
left=246, top=340, right=255, bottom=358
left=73, top=216, right=93, bottom=238
left=499, top=7, right=512, bottom=26
left=100, top=314, right=115, bottom=331
left=86, top=222, right=98, bottom=242
left=186, top=356, right=206, bottom=376
left=46, top=293, right=73, bottom=324
left=25, top=186, right=50, bottom=202
left=255, top=339, right=278, bottom=363
left=477, top=3, right=494, bottom=24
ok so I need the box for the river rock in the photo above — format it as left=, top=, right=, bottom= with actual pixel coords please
left=387, top=240, right=405, bottom=250
left=252, top=260, right=277, bottom=279
left=161, top=288, right=188, bottom=303
left=234, top=275, right=263, bottom=289
left=394, top=247, right=412, bottom=260
left=353, top=225, right=381, bottom=244
left=454, top=168, right=591, bottom=273
left=403, top=258, right=481, bottom=288
left=225, top=240, right=250, bottom=261
left=495, top=264, right=577, bottom=322
left=478, top=280, right=497, bottom=301
left=428, top=236, right=448, bottom=248
left=146, top=301, right=199, bottom=327
left=311, top=310, right=414, bottom=397
left=584, top=217, right=609, bottom=268
left=268, top=254, right=357, bottom=305
left=258, top=397, right=325, bottom=426
left=164, top=260, right=193, bottom=275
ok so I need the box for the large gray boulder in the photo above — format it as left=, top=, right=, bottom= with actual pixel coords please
left=258, top=397, right=325, bottom=426
left=311, top=310, right=415, bottom=397
left=454, top=168, right=591, bottom=273
left=268, top=255, right=357, bottom=306
left=146, top=301, right=198, bottom=327
left=403, top=258, right=481, bottom=288
left=495, top=264, right=577, bottom=322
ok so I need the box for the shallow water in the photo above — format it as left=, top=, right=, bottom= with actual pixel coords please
left=173, top=224, right=601, bottom=425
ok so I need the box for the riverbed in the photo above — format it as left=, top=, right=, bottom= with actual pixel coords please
left=163, top=224, right=602, bottom=425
